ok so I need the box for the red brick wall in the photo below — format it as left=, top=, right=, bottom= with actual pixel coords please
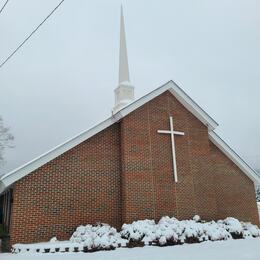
left=9, top=90, right=259, bottom=245
left=10, top=124, right=122, bottom=245
left=210, top=142, right=259, bottom=224
left=120, top=104, right=157, bottom=223
left=120, top=91, right=217, bottom=222
left=120, top=91, right=258, bottom=224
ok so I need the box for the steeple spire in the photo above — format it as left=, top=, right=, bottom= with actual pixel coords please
left=113, top=6, right=134, bottom=113
left=119, top=5, right=130, bottom=84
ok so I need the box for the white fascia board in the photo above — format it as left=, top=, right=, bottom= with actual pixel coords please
left=114, top=80, right=218, bottom=131
left=0, top=117, right=117, bottom=189
left=209, top=131, right=260, bottom=184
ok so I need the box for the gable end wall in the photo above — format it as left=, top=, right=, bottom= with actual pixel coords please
left=120, top=91, right=259, bottom=224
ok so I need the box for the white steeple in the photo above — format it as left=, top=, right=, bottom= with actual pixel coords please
left=113, top=6, right=134, bottom=113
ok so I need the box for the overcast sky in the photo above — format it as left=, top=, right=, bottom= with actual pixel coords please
left=0, top=0, right=260, bottom=175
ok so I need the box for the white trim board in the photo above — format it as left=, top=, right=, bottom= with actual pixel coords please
left=0, top=80, right=258, bottom=193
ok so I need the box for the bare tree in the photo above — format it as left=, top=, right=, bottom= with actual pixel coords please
left=256, top=186, right=260, bottom=202
left=0, top=116, right=14, bottom=163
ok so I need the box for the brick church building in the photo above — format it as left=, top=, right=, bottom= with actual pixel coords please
left=0, top=8, right=259, bottom=245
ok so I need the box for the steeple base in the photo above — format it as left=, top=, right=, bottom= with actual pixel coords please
left=113, top=81, right=134, bottom=113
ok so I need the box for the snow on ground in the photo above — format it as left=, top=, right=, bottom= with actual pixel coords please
left=1, top=238, right=260, bottom=260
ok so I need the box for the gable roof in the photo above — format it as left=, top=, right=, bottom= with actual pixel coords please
left=0, top=80, right=259, bottom=194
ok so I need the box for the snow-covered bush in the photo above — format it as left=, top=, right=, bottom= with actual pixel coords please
left=201, top=221, right=231, bottom=241
left=193, top=215, right=201, bottom=222
left=121, top=219, right=156, bottom=246
left=11, top=216, right=260, bottom=254
left=241, top=222, right=260, bottom=238
left=70, top=223, right=127, bottom=251
left=156, top=216, right=183, bottom=245
left=120, top=216, right=234, bottom=246
left=217, top=217, right=243, bottom=239
left=49, top=237, right=57, bottom=243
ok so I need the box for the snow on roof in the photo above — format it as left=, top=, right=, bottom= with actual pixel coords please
left=0, top=80, right=259, bottom=194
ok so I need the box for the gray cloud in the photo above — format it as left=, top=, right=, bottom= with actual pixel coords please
left=0, top=0, right=260, bottom=174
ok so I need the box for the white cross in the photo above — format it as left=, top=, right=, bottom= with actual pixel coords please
left=157, top=116, right=185, bottom=182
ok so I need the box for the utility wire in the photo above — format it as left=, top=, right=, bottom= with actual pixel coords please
left=0, top=0, right=65, bottom=69
left=0, top=0, right=9, bottom=14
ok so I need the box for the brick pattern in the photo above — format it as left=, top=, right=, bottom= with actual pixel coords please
left=210, top=142, right=259, bottom=224
left=9, top=90, right=259, bottom=245
left=120, top=91, right=258, bottom=223
left=120, top=91, right=218, bottom=222
left=120, top=105, right=156, bottom=223
left=10, top=124, right=122, bottom=244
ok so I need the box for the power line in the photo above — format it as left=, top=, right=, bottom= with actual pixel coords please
left=0, top=0, right=9, bottom=14
left=0, top=0, right=65, bottom=69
